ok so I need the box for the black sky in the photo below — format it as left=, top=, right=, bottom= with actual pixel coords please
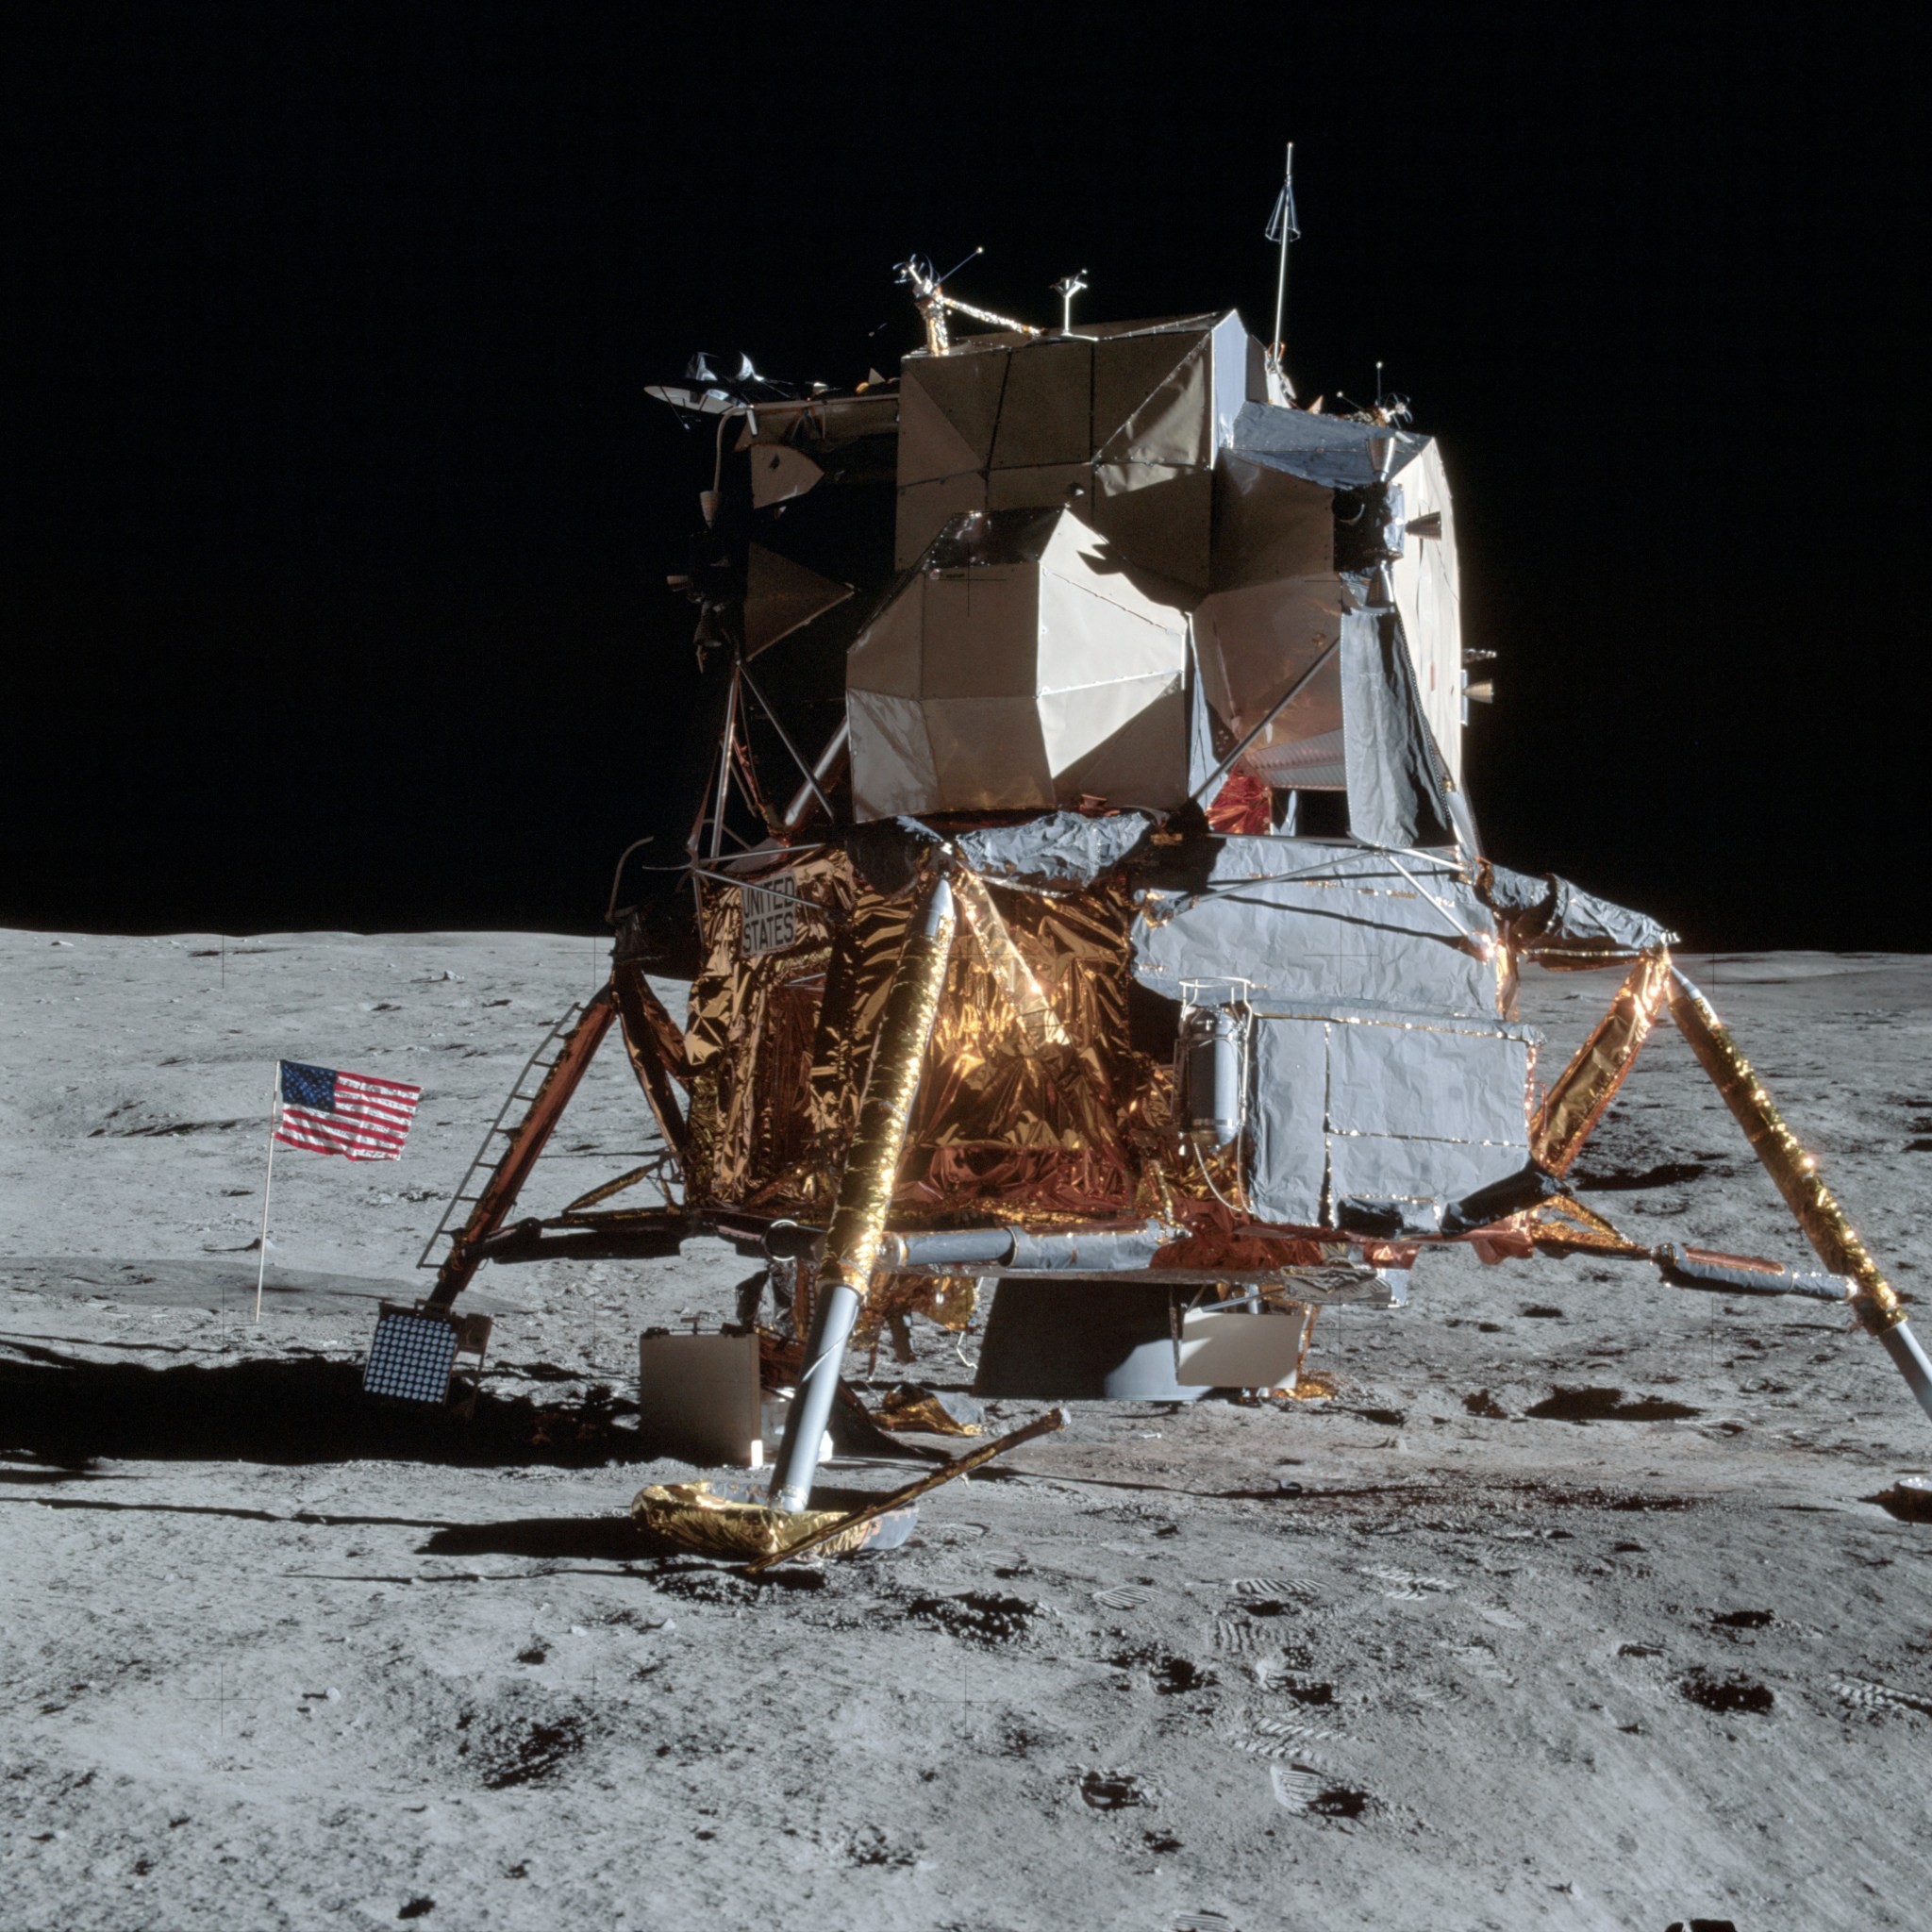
left=8, top=3, right=1926, bottom=945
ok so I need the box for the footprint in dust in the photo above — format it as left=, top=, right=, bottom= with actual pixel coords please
left=1092, top=1585, right=1153, bottom=1613
left=1238, top=1714, right=1345, bottom=1757
left=1268, top=1763, right=1323, bottom=1810
left=1361, top=1565, right=1457, bottom=1600
left=1215, top=1616, right=1262, bottom=1655
left=1268, top=1762, right=1372, bottom=1817
left=1231, top=1575, right=1317, bottom=1602
left=1832, top=1674, right=1932, bottom=1719
left=1079, top=1768, right=1148, bottom=1810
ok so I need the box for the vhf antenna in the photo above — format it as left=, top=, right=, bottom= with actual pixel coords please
left=1266, top=142, right=1299, bottom=387
left=1052, top=271, right=1089, bottom=332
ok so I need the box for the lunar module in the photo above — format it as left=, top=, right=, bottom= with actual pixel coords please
left=382, top=249, right=1932, bottom=1518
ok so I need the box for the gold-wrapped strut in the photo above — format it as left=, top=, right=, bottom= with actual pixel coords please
left=769, top=872, right=958, bottom=1511
left=1668, top=969, right=1902, bottom=1335
left=1532, top=950, right=1673, bottom=1175
left=818, top=883, right=958, bottom=1296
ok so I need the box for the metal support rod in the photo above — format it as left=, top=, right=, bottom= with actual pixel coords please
left=1532, top=952, right=1673, bottom=1174
left=736, top=658, right=834, bottom=822
left=1668, top=970, right=1900, bottom=1326
left=610, top=961, right=691, bottom=1166
left=255, top=1066, right=279, bottom=1324
left=781, top=717, right=850, bottom=833
left=708, top=659, right=741, bottom=862
left=1876, top=1323, right=1932, bottom=1424
left=768, top=871, right=957, bottom=1510
left=1189, top=640, right=1338, bottom=807
left=425, top=991, right=619, bottom=1312
left=748, top=1406, right=1068, bottom=1574
left=1271, top=142, right=1293, bottom=366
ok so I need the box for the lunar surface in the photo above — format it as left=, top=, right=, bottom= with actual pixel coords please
left=4, top=927, right=1929, bottom=1932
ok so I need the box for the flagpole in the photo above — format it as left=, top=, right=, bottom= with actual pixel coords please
left=256, top=1063, right=279, bottom=1324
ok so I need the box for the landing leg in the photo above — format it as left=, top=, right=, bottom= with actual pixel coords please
left=1670, top=968, right=1932, bottom=1426
left=425, top=990, right=618, bottom=1313
left=769, top=873, right=957, bottom=1510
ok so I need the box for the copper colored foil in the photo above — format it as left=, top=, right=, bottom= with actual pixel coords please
left=1668, top=972, right=1902, bottom=1333
left=1532, top=951, right=1673, bottom=1175
left=952, top=869, right=1074, bottom=1054
left=816, top=882, right=957, bottom=1295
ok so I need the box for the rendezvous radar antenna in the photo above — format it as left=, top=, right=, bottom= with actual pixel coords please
left=893, top=247, right=1042, bottom=356
left=1265, top=142, right=1299, bottom=399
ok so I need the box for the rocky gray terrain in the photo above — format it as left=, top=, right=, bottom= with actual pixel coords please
left=4, top=929, right=1929, bottom=1931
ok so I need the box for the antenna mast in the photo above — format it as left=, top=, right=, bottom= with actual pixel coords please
left=1267, top=142, right=1299, bottom=392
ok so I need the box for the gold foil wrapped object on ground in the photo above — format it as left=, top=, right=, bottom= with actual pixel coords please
left=873, top=1386, right=983, bottom=1437
left=1668, top=969, right=1902, bottom=1333
left=631, top=1481, right=876, bottom=1560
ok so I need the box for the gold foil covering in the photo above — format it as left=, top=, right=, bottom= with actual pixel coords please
left=681, top=853, right=1164, bottom=1226
left=631, top=1481, right=869, bottom=1559
left=953, top=870, right=1074, bottom=1054
left=872, top=1386, right=983, bottom=1437
left=853, top=1271, right=979, bottom=1351
left=1524, top=1192, right=1645, bottom=1257
left=1532, top=951, right=1673, bottom=1175
left=817, top=885, right=957, bottom=1294
left=1668, top=974, right=1902, bottom=1333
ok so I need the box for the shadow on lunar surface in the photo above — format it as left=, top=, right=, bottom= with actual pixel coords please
left=423, top=1516, right=667, bottom=1561
left=1524, top=1386, right=1704, bottom=1424
left=0, top=1491, right=458, bottom=1530
left=421, top=1487, right=915, bottom=1576
left=2, top=1257, right=510, bottom=1317
left=0, top=1346, right=655, bottom=1467
left=1569, top=1159, right=1719, bottom=1191
left=1866, top=1480, right=1932, bottom=1523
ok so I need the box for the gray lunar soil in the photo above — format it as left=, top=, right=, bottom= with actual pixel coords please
left=4, top=928, right=1931, bottom=1932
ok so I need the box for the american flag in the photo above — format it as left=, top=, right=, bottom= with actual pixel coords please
left=275, top=1060, right=422, bottom=1162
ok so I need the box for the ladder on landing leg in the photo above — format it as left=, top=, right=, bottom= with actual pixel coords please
left=417, top=989, right=618, bottom=1312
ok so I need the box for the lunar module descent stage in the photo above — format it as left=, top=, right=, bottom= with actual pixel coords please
left=389, top=254, right=1932, bottom=1513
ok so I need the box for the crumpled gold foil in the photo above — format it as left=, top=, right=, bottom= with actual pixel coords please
left=872, top=1386, right=983, bottom=1437
left=681, top=848, right=853, bottom=1209
left=1669, top=973, right=1903, bottom=1333
left=953, top=870, right=1074, bottom=1054
left=680, top=851, right=1164, bottom=1227
left=854, top=1271, right=979, bottom=1340
left=1522, top=1191, right=1645, bottom=1257
left=817, top=886, right=957, bottom=1295
left=631, top=1480, right=870, bottom=1559
left=1532, top=950, right=1673, bottom=1175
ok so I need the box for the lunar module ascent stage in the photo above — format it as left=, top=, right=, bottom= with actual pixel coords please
left=385, top=262, right=1932, bottom=1512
